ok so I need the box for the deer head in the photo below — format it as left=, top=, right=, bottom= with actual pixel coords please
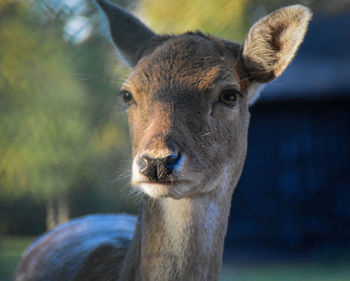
left=97, top=0, right=311, bottom=199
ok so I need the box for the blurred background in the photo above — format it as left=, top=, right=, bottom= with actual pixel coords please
left=0, top=0, right=349, bottom=280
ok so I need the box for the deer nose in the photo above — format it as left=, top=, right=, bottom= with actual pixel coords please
left=138, top=153, right=182, bottom=181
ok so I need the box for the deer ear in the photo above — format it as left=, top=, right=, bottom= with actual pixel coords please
left=96, top=0, right=155, bottom=67
left=243, top=5, right=312, bottom=83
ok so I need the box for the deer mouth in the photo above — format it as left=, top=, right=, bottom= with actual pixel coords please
left=132, top=179, right=193, bottom=199
left=135, top=180, right=191, bottom=186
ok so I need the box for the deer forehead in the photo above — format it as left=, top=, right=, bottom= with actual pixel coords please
left=123, top=34, right=245, bottom=101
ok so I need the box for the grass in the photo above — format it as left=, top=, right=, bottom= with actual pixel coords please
left=220, top=262, right=350, bottom=281
left=0, top=236, right=35, bottom=281
left=1, top=236, right=350, bottom=281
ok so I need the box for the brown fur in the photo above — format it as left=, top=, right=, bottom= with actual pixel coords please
left=14, top=2, right=311, bottom=281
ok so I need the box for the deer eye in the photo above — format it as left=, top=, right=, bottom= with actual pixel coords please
left=120, top=90, right=135, bottom=105
left=219, top=89, right=239, bottom=106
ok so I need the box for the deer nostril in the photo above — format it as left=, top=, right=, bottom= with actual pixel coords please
left=139, top=155, right=157, bottom=181
left=139, top=155, right=150, bottom=172
left=165, top=153, right=182, bottom=171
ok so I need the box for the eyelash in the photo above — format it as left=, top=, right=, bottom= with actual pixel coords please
left=219, top=88, right=241, bottom=107
left=119, top=90, right=135, bottom=107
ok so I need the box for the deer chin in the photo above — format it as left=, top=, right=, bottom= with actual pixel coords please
left=133, top=180, right=194, bottom=199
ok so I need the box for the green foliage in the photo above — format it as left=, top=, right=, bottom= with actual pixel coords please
left=0, top=1, right=132, bottom=206
left=0, top=2, right=89, bottom=199
left=137, top=0, right=325, bottom=42
left=138, top=0, right=250, bottom=41
left=0, top=0, right=140, bottom=229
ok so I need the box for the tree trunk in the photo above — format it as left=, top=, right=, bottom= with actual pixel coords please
left=46, top=194, right=69, bottom=230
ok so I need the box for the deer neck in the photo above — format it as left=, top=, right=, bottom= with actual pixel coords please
left=118, top=173, right=236, bottom=281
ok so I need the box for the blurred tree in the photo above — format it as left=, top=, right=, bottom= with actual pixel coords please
left=0, top=0, right=138, bottom=232
left=0, top=1, right=92, bottom=229
left=137, top=0, right=343, bottom=42
left=137, top=0, right=250, bottom=40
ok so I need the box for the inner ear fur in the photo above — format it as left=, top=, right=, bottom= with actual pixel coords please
left=243, top=5, right=312, bottom=83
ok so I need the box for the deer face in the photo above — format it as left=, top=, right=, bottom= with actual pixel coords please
left=122, top=35, right=250, bottom=198
left=97, top=0, right=312, bottom=199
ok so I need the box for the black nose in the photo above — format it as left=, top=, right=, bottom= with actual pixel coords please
left=139, top=153, right=181, bottom=181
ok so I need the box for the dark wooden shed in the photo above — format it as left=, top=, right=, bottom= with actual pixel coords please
left=226, top=12, right=350, bottom=259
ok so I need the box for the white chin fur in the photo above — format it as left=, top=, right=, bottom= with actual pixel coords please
left=138, top=183, right=171, bottom=199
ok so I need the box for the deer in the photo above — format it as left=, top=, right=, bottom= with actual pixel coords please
left=14, top=1, right=312, bottom=280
